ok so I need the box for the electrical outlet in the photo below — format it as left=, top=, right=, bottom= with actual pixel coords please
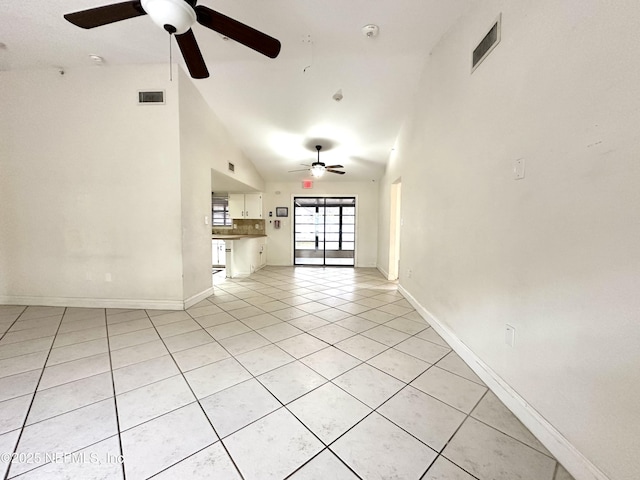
left=407, top=268, right=412, bottom=278
left=514, top=159, right=525, bottom=180
left=505, top=324, right=515, bottom=347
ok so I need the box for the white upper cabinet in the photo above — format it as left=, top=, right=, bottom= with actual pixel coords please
left=228, top=193, right=262, bottom=219
left=244, top=193, right=263, bottom=219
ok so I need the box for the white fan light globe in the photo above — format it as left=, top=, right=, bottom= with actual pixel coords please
left=141, top=0, right=196, bottom=35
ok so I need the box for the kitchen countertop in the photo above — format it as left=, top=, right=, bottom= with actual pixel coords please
left=211, top=234, right=267, bottom=240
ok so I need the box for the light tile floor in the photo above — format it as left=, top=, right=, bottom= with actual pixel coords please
left=0, top=267, right=576, bottom=480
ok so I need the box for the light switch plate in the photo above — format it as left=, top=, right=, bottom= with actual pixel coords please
left=505, top=324, right=515, bottom=347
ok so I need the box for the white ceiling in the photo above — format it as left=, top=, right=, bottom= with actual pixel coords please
left=0, top=0, right=475, bottom=183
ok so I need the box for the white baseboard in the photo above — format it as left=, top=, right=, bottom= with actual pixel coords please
left=376, top=265, right=390, bottom=279
left=398, top=284, right=610, bottom=480
left=229, top=272, right=251, bottom=278
left=0, top=286, right=216, bottom=311
left=0, top=295, right=184, bottom=311
left=183, top=287, right=214, bottom=309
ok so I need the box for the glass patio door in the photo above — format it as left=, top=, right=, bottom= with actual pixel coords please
left=294, top=197, right=355, bottom=266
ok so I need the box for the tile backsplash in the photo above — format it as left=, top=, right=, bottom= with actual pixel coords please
left=212, top=219, right=265, bottom=235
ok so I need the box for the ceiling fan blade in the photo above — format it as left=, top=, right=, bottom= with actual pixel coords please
left=64, top=1, right=146, bottom=29
left=324, top=165, right=344, bottom=169
left=288, top=168, right=310, bottom=173
left=195, top=6, right=281, bottom=58
left=175, top=29, right=209, bottom=79
left=326, top=169, right=346, bottom=175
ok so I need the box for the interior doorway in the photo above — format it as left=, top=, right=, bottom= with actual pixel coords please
left=388, top=180, right=401, bottom=280
left=294, top=197, right=356, bottom=266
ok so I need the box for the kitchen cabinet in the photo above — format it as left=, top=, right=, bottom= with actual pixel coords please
left=228, top=193, right=263, bottom=219
left=227, top=194, right=245, bottom=220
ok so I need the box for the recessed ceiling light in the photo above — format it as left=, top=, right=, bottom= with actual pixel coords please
left=89, top=54, right=104, bottom=64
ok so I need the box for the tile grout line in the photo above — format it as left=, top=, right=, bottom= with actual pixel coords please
left=197, top=286, right=368, bottom=478
left=427, top=387, right=492, bottom=480
left=2, top=307, right=66, bottom=480
left=104, top=308, right=128, bottom=480
left=2, top=268, right=557, bottom=479
left=141, top=309, right=247, bottom=480
left=238, top=346, right=364, bottom=479
left=0, top=306, right=28, bottom=344
left=220, top=273, right=485, bottom=478
left=208, top=277, right=438, bottom=477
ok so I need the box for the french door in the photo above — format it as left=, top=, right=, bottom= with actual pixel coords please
left=294, top=197, right=355, bottom=266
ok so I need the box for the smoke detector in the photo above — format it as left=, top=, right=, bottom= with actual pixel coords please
left=362, top=24, right=379, bottom=38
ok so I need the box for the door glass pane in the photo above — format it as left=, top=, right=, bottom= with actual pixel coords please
left=343, top=207, right=355, bottom=215
left=294, top=197, right=355, bottom=266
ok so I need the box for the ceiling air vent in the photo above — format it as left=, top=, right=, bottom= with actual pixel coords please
left=138, top=90, right=165, bottom=105
left=228, top=162, right=235, bottom=173
left=472, top=14, right=501, bottom=72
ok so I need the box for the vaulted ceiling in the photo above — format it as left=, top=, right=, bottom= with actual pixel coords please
left=1, top=0, right=476, bottom=182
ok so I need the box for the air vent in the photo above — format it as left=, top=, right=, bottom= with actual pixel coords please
left=472, top=14, right=501, bottom=72
left=138, top=90, right=165, bottom=104
left=228, top=162, right=235, bottom=173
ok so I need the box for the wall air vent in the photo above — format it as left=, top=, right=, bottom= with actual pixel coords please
left=228, top=162, right=235, bottom=173
left=138, top=90, right=165, bottom=104
left=472, top=14, right=501, bottom=72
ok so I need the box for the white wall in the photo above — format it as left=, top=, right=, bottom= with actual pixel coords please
left=264, top=181, right=378, bottom=267
left=177, top=69, right=264, bottom=303
left=0, top=66, right=184, bottom=307
left=0, top=64, right=261, bottom=309
left=377, top=2, right=640, bottom=479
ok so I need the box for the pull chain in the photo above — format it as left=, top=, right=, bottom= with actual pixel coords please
left=169, top=33, right=173, bottom=81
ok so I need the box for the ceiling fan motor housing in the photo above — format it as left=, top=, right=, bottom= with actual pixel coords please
left=141, top=0, right=196, bottom=34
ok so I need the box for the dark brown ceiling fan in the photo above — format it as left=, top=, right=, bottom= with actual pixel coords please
left=289, top=145, right=346, bottom=178
left=63, top=0, right=281, bottom=79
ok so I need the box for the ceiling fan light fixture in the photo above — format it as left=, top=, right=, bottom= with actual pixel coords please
left=311, top=165, right=325, bottom=177
left=141, top=0, right=196, bottom=35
